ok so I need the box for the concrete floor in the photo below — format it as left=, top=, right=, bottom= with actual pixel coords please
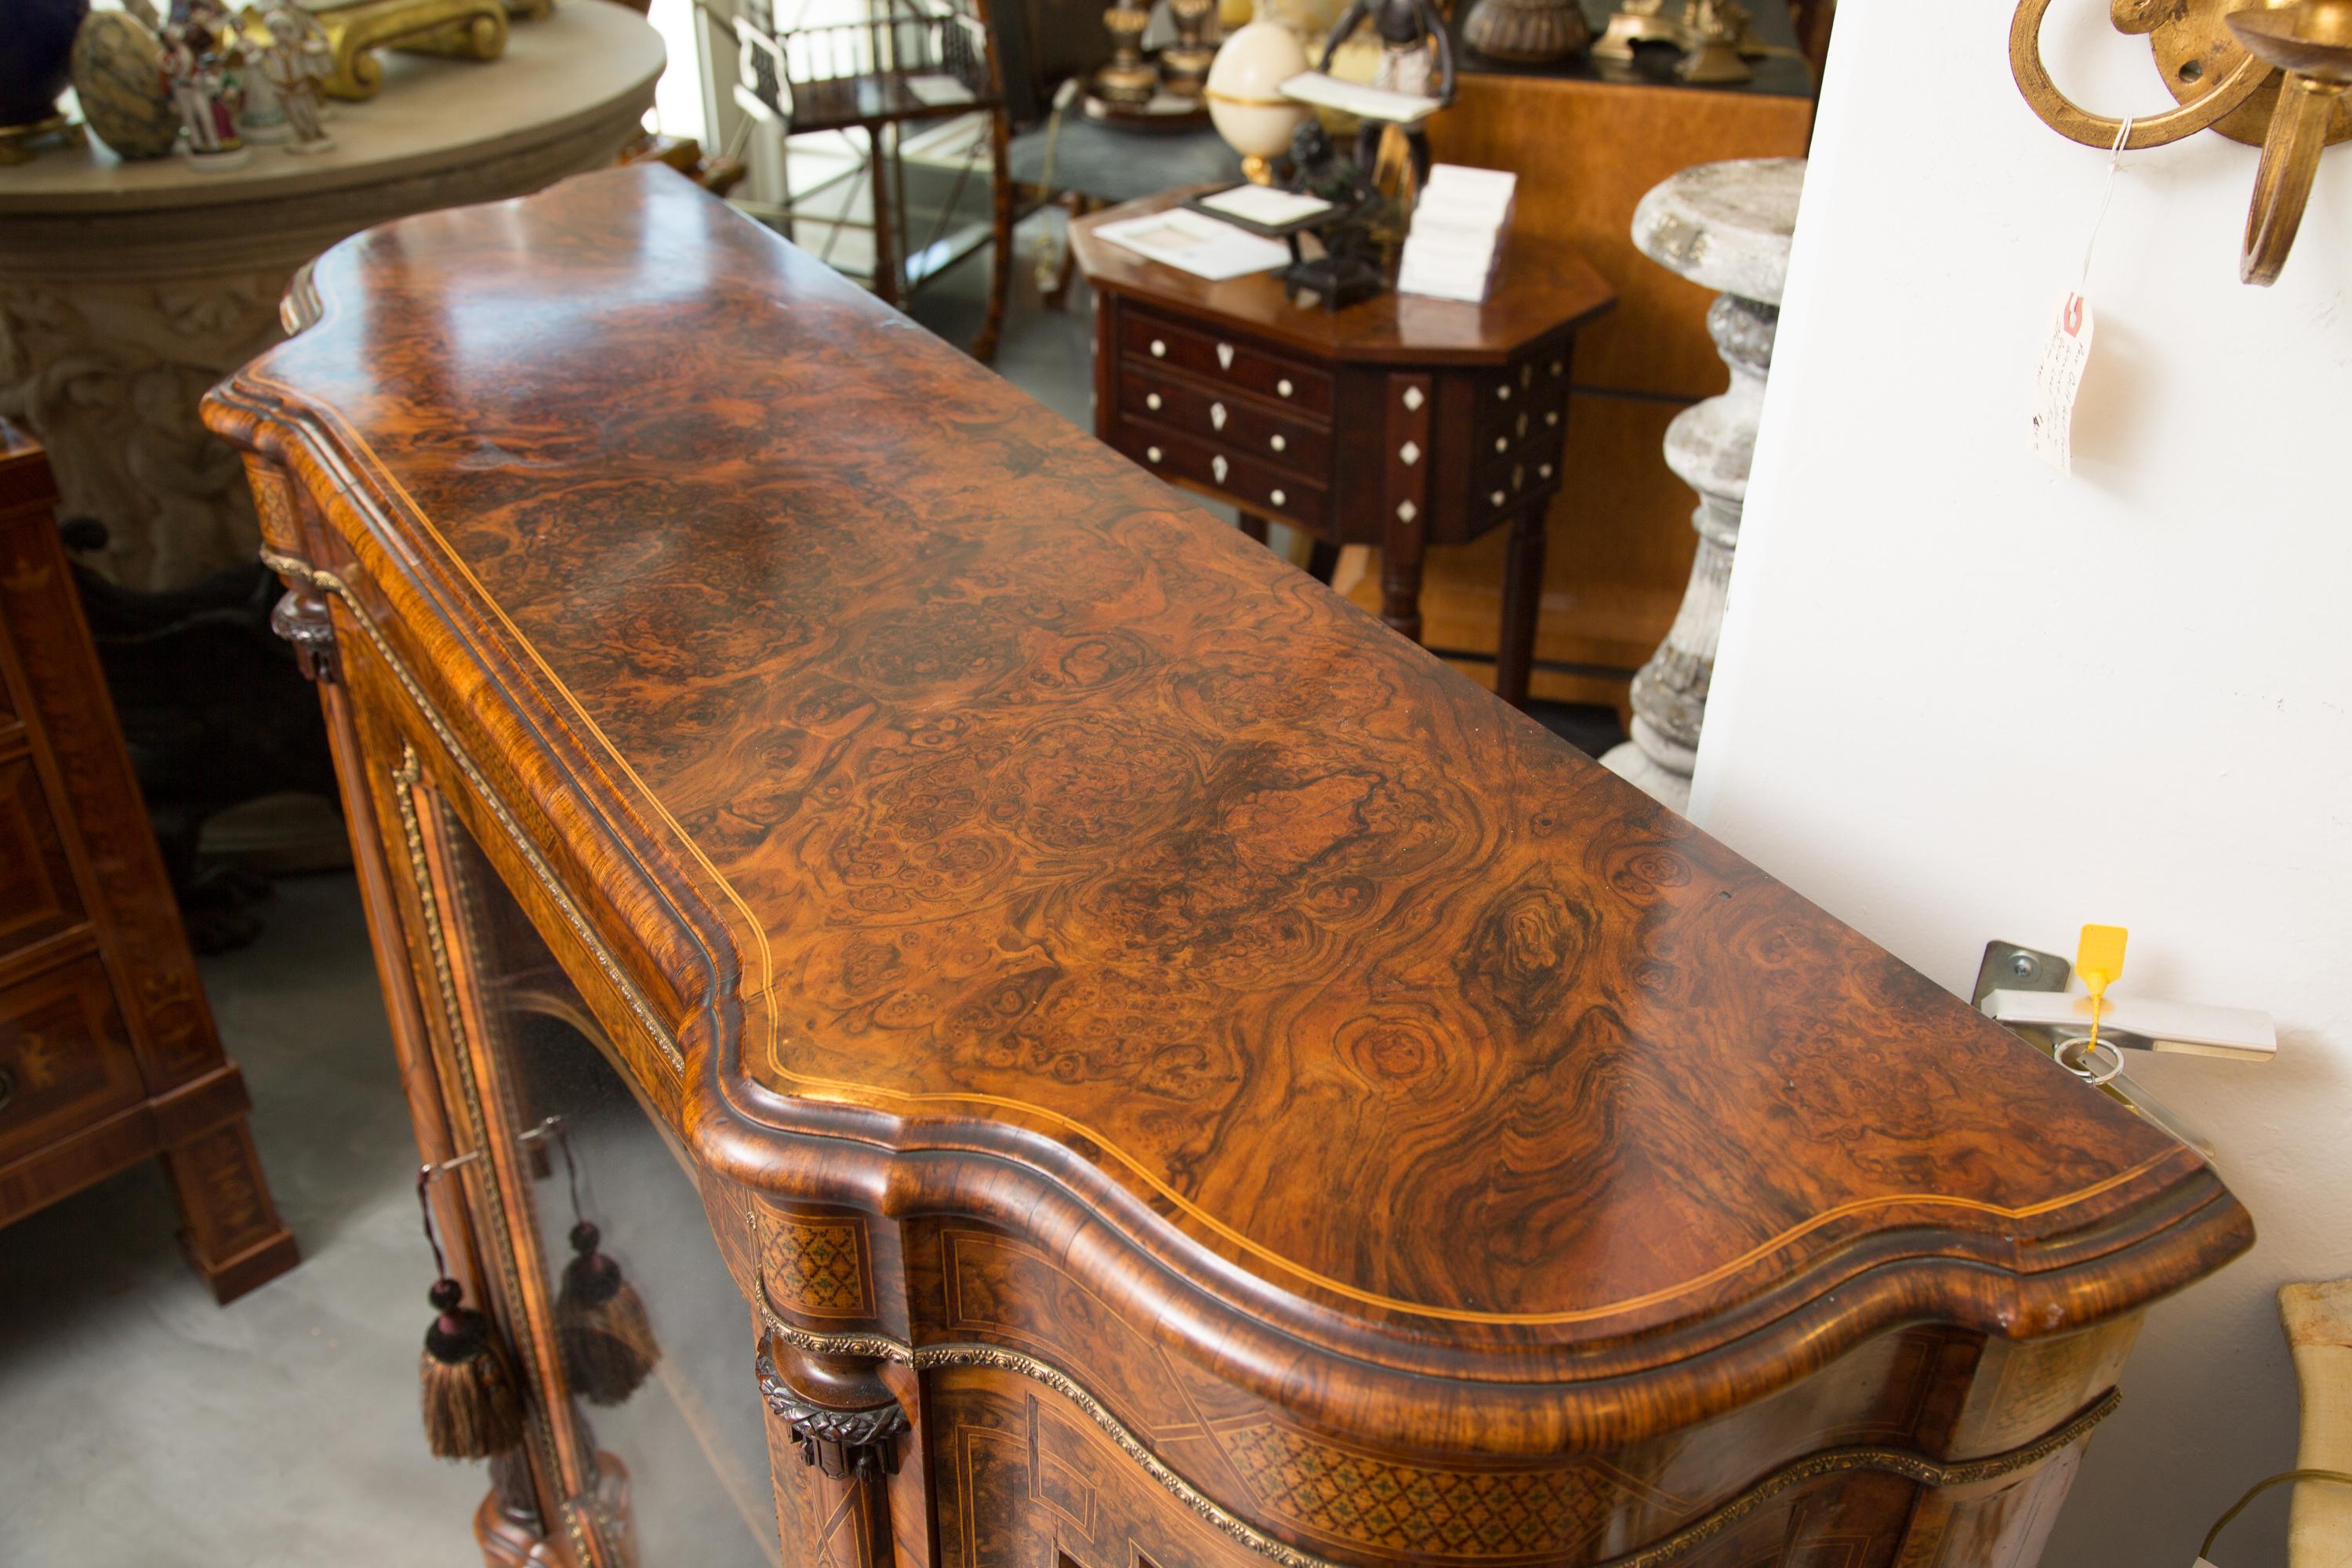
left=0, top=214, right=1624, bottom=1566
left=0, top=873, right=485, bottom=1565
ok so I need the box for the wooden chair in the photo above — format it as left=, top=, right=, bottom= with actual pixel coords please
left=733, top=0, right=1014, bottom=361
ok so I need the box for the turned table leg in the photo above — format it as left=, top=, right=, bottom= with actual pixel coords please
left=1380, top=368, right=1434, bottom=646
left=1495, top=503, right=1549, bottom=710
left=1380, top=506, right=1428, bottom=645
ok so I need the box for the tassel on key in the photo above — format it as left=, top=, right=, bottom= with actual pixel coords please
left=414, top=1169, right=526, bottom=1461
left=551, top=1124, right=660, bottom=1406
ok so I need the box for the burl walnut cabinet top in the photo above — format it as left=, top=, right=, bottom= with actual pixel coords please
left=203, top=169, right=2246, bottom=1442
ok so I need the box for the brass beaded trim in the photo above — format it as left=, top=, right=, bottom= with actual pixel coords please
left=754, top=1270, right=2124, bottom=1568
left=267, top=550, right=684, bottom=1074
left=393, top=746, right=600, bottom=1568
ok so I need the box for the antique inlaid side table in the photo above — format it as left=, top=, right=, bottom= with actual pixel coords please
left=1069, top=191, right=1615, bottom=708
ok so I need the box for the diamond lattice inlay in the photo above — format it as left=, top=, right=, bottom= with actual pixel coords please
left=1222, top=1420, right=1616, bottom=1557
left=766, top=1213, right=867, bottom=1316
left=1399, top=441, right=1421, bottom=466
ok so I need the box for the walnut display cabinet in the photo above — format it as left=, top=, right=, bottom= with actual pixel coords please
left=206, top=168, right=2251, bottom=1568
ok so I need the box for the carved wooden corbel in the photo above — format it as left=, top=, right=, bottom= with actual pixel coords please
left=269, top=585, right=339, bottom=684
left=755, top=1341, right=907, bottom=1482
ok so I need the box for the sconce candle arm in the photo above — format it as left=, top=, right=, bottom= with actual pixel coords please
left=2242, top=72, right=2345, bottom=281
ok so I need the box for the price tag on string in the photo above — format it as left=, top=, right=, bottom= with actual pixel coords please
left=2031, top=116, right=2132, bottom=474
left=2029, top=292, right=2095, bottom=472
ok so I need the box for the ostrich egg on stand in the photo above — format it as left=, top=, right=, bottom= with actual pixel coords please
left=1205, top=21, right=1309, bottom=184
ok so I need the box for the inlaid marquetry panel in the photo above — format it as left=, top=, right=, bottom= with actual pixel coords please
left=919, top=1221, right=1985, bottom=1568
left=0, top=508, right=215, bottom=1082
left=0, top=754, right=85, bottom=957
left=1218, top=1419, right=1649, bottom=1560
left=0, top=953, right=145, bottom=1167
left=761, top=1207, right=876, bottom=1320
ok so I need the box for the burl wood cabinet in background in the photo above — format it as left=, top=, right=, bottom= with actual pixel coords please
left=207, top=169, right=2247, bottom=1568
left=0, top=425, right=296, bottom=1301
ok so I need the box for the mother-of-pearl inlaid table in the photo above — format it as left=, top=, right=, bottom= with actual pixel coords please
left=0, top=0, right=662, bottom=593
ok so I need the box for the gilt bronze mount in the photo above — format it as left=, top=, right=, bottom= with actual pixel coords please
left=2011, top=0, right=2352, bottom=283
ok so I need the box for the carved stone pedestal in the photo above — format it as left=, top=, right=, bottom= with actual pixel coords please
left=0, top=3, right=661, bottom=593
left=1601, top=156, right=1802, bottom=814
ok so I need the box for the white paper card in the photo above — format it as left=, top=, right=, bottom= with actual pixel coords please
left=1198, top=185, right=1335, bottom=227
left=1093, top=210, right=1290, bottom=281
left=1279, top=71, right=1442, bottom=125
left=1398, top=164, right=1514, bottom=303
left=905, top=73, right=976, bottom=107
left=1417, top=164, right=1517, bottom=227
left=2194, top=1559, right=2223, bottom=1568
left=2029, top=292, right=2095, bottom=474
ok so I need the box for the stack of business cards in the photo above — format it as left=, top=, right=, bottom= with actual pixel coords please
left=1397, top=165, right=1518, bottom=303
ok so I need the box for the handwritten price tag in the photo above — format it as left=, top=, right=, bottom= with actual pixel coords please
left=2030, top=292, right=2096, bottom=474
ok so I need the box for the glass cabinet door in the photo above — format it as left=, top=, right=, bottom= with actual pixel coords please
left=422, top=787, right=779, bottom=1568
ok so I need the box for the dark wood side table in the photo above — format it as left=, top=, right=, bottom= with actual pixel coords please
left=0, top=426, right=297, bottom=1302
left=1069, top=190, right=1614, bottom=706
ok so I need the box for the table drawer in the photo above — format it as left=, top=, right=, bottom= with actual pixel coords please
left=0, top=753, right=87, bottom=963
left=1120, top=314, right=1333, bottom=416
left=1475, top=353, right=1572, bottom=442
left=0, top=953, right=146, bottom=1169
left=1119, top=365, right=1332, bottom=477
left=1472, top=434, right=1566, bottom=522
left=1116, top=416, right=1329, bottom=532
left=1475, top=394, right=1570, bottom=463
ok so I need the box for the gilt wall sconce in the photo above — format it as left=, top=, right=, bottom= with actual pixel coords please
left=2013, top=0, right=2352, bottom=285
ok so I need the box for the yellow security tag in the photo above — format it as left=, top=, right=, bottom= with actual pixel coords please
left=2077, top=924, right=2128, bottom=1000
left=2077, top=924, right=2128, bottom=1053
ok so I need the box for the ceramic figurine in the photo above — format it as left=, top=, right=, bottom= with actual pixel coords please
left=159, top=16, right=248, bottom=168
left=236, top=37, right=289, bottom=142
left=257, top=1, right=334, bottom=152
left=71, top=6, right=183, bottom=159
left=1316, top=0, right=1454, bottom=192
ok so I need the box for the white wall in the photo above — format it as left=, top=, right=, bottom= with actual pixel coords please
left=1690, top=4, right=2352, bottom=1564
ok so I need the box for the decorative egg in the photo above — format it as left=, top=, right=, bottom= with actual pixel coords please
left=1205, top=20, right=1310, bottom=180
left=71, top=9, right=183, bottom=161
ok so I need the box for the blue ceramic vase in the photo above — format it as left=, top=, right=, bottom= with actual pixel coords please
left=2, top=0, right=94, bottom=128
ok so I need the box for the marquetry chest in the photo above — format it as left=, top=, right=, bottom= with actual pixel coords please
left=1070, top=191, right=1614, bottom=708
left=0, top=425, right=296, bottom=1301
left=206, top=167, right=2248, bottom=1568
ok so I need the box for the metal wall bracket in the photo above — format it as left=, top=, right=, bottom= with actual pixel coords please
left=1973, top=940, right=2273, bottom=1160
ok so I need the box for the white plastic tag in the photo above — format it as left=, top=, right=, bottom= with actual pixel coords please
left=2030, top=292, right=2095, bottom=474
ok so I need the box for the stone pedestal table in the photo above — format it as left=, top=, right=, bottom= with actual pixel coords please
left=0, top=2, right=663, bottom=591
left=1600, top=155, right=1803, bottom=814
